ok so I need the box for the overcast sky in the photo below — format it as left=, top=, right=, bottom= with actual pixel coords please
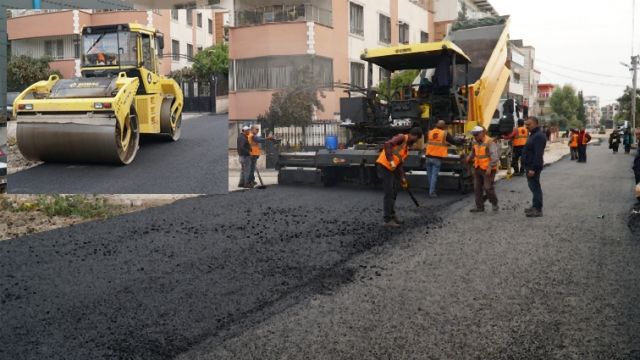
left=491, top=0, right=636, bottom=106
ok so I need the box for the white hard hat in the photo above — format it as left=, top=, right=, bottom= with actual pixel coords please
left=241, top=125, right=250, bottom=131
left=470, top=126, right=485, bottom=134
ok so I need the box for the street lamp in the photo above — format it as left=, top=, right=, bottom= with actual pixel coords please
left=621, top=57, right=638, bottom=141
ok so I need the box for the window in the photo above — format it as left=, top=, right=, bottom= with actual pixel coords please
left=349, top=2, right=363, bottom=36
left=172, top=39, right=180, bottom=61
left=197, top=12, right=202, bottom=27
left=379, top=14, right=391, bottom=44
left=141, top=34, right=152, bottom=70
left=171, top=9, right=178, bottom=21
left=350, top=62, right=365, bottom=88
left=399, top=22, right=409, bottom=44
left=197, top=46, right=203, bottom=53
left=234, top=55, right=333, bottom=90
left=187, top=43, right=193, bottom=60
left=45, top=39, right=64, bottom=60
left=208, top=18, right=213, bottom=34
left=420, top=31, right=429, bottom=43
left=186, top=9, right=193, bottom=26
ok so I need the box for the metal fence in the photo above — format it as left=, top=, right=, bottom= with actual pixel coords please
left=179, top=75, right=228, bottom=113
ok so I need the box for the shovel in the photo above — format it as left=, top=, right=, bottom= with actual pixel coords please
left=255, top=166, right=267, bottom=189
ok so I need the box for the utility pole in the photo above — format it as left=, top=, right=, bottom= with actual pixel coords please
left=632, top=55, right=638, bottom=139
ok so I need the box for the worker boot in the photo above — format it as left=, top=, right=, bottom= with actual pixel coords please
left=492, top=203, right=499, bottom=211
left=469, top=207, right=485, bottom=213
left=526, top=208, right=543, bottom=217
left=392, top=215, right=405, bottom=225
left=384, top=219, right=401, bottom=228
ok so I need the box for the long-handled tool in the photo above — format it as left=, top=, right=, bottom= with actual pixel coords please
left=255, top=166, right=267, bottom=189
left=405, top=186, right=420, bottom=207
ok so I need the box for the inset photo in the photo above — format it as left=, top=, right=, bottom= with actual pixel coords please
left=6, top=9, right=229, bottom=194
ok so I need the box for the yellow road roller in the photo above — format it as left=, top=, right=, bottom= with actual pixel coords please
left=13, top=23, right=183, bottom=164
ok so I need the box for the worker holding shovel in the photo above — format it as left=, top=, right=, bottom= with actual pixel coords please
left=375, top=127, right=423, bottom=227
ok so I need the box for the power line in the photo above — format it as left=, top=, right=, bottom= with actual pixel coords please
left=538, top=66, right=630, bottom=88
left=536, top=58, right=631, bottom=79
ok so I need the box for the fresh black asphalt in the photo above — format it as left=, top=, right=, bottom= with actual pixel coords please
left=8, top=114, right=227, bottom=194
left=1, top=142, right=639, bottom=359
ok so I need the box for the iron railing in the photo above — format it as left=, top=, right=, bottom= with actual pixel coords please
left=235, top=4, right=332, bottom=28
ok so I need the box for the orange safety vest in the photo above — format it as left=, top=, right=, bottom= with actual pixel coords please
left=473, top=136, right=498, bottom=171
left=582, top=132, right=590, bottom=145
left=376, top=134, right=409, bottom=171
left=248, top=133, right=261, bottom=156
left=569, top=133, right=578, bottom=148
left=425, top=128, right=449, bottom=158
left=513, top=126, right=528, bottom=147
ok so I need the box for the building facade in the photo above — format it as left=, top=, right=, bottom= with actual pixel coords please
left=432, top=0, right=498, bottom=41
left=601, top=103, right=619, bottom=129
left=536, top=83, right=555, bottom=118
left=583, top=95, right=601, bottom=128
left=7, top=8, right=226, bottom=79
left=228, top=0, right=432, bottom=129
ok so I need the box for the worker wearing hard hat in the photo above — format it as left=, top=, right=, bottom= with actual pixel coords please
left=376, top=127, right=424, bottom=227
left=466, top=125, right=499, bottom=212
left=425, top=119, right=464, bottom=198
left=237, top=125, right=252, bottom=188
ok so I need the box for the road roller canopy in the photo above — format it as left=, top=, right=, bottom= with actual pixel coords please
left=361, top=41, right=471, bottom=71
left=81, top=23, right=159, bottom=68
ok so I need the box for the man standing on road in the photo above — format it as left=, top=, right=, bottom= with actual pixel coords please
left=466, top=126, right=499, bottom=212
left=504, top=118, right=528, bottom=175
left=247, top=125, right=272, bottom=187
left=425, top=119, right=464, bottom=197
left=577, top=127, right=591, bottom=163
left=237, top=125, right=252, bottom=188
left=623, top=129, right=632, bottom=154
left=569, top=128, right=579, bottom=160
left=376, top=127, right=423, bottom=227
left=522, top=116, right=547, bottom=217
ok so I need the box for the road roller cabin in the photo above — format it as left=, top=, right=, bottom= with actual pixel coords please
left=12, top=23, right=184, bottom=165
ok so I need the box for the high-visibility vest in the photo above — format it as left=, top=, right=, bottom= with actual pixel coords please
left=513, top=126, right=528, bottom=147
left=425, top=128, right=449, bottom=158
left=376, top=134, right=409, bottom=171
left=473, top=137, right=498, bottom=171
left=569, top=133, right=578, bottom=148
left=248, top=133, right=261, bottom=156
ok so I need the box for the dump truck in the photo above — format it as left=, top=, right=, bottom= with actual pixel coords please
left=13, top=23, right=183, bottom=165
left=277, top=16, right=512, bottom=192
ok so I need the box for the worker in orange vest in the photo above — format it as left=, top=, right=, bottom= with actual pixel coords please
left=425, top=120, right=464, bottom=198
left=577, top=127, right=592, bottom=163
left=466, top=126, right=499, bottom=212
left=569, top=128, right=579, bottom=160
left=247, top=124, right=272, bottom=187
left=505, top=119, right=528, bottom=175
left=376, top=127, right=423, bottom=227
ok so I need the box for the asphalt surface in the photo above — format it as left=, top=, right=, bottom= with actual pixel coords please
left=2, top=143, right=639, bottom=359
left=7, top=114, right=228, bottom=194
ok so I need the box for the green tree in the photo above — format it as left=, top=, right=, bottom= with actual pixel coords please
left=260, top=64, right=325, bottom=132
left=549, top=84, right=579, bottom=126
left=375, top=70, right=419, bottom=100
left=7, top=55, right=62, bottom=92
left=615, top=86, right=640, bottom=123
left=192, top=43, right=229, bottom=80
left=577, top=90, right=586, bottom=125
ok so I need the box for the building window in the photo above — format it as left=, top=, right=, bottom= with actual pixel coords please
left=44, top=39, right=64, bottom=60
left=186, top=10, right=193, bottom=26
left=349, top=2, right=363, bottom=36
left=172, top=39, right=180, bottom=61
left=379, top=14, right=391, bottom=44
left=197, top=46, right=203, bottom=53
left=350, top=62, right=365, bottom=88
left=420, top=31, right=429, bottom=43
left=197, top=12, right=202, bottom=27
left=399, top=22, right=409, bottom=44
left=187, top=43, right=193, bottom=60
left=208, top=18, right=213, bottom=34
left=234, top=55, right=333, bottom=90
left=171, top=9, right=178, bottom=21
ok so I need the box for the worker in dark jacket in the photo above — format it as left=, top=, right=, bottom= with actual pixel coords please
left=577, top=128, right=591, bottom=163
left=237, top=125, right=252, bottom=188
left=376, top=127, right=423, bottom=227
left=522, top=116, right=547, bottom=217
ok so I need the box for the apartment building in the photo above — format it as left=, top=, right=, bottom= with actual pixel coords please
left=536, top=83, right=555, bottom=118
left=7, top=8, right=226, bottom=79
left=584, top=95, right=601, bottom=128
left=228, top=0, right=432, bottom=126
left=601, top=103, right=619, bottom=129
left=432, top=0, right=498, bottom=41
left=509, top=40, right=539, bottom=117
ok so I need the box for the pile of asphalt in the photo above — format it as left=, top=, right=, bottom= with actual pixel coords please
left=0, top=186, right=453, bottom=359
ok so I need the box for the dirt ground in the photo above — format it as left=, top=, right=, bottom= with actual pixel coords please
left=6, top=135, right=41, bottom=175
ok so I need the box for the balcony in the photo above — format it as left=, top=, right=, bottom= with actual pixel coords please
left=234, top=4, right=332, bottom=28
